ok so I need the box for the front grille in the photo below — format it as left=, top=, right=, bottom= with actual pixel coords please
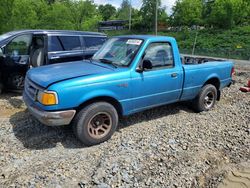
left=25, top=77, right=40, bottom=101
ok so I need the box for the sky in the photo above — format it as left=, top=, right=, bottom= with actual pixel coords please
left=94, top=0, right=177, bottom=14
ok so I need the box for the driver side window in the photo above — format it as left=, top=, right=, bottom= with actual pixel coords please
left=144, top=42, right=174, bottom=70
left=5, top=34, right=32, bottom=56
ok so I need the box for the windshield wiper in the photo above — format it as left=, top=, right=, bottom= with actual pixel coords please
left=98, top=58, right=118, bottom=68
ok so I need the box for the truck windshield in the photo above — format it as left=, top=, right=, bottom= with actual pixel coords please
left=92, top=37, right=143, bottom=67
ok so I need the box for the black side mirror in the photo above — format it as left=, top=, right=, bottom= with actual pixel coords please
left=136, top=59, right=153, bottom=73
left=143, top=59, right=152, bottom=70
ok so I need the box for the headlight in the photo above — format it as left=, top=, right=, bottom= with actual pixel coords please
left=37, top=90, right=58, bottom=106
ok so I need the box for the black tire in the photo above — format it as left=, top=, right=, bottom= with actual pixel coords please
left=0, top=82, right=3, bottom=94
left=73, top=102, right=118, bottom=146
left=192, top=84, right=217, bottom=112
left=8, top=73, right=25, bottom=90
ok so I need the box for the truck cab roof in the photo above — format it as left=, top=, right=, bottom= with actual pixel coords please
left=114, top=35, right=176, bottom=41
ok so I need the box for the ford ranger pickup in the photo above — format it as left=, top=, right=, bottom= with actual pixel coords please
left=23, top=35, right=234, bottom=146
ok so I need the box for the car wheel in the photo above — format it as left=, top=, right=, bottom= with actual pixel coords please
left=0, top=82, right=3, bottom=94
left=9, top=73, right=25, bottom=90
left=192, top=84, right=217, bottom=112
left=73, top=102, right=118, bottom=146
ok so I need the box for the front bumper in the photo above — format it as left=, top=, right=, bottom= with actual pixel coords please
left=23, top=92, right=76, bottom=126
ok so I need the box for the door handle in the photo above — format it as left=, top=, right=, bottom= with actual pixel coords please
left=51, top=56, right=59, bottom=59
left=171, top=73, right=178, bottom=78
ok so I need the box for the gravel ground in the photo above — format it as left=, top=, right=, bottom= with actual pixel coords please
left=0, top=62, right=249, bottom=188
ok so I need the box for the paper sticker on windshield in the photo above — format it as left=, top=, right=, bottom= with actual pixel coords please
left=126, top=39, right=142, bottom=45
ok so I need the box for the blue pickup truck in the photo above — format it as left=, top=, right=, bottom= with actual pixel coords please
left=23, top=35, right=234, bottom=146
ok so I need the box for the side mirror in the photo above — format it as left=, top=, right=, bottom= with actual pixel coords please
left=136, top=59, right=153, bottom=73
left=142, top=59, right=152, bottom=70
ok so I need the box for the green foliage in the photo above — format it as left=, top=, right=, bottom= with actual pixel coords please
left=140, top=0, right=162, bottom=31
left=66, top=0, right=97, bottom=30
left=83, top=15, right=102, bottom=30
left=171, top=0, right=250, bottom=29
left=159, top=26, right=250, bottom=60
left=106, top=26, right=250, bottom=60
left=40, top=1, right=74, bottom=30
left=207, top=0, right=234, bottom=29
left=98, top=4, right=116, bottom=21
left=0, top=0, right=15, bottom=33
left=1, top=0, right=249, bottom=33
left=10, top=0, right=42, bottom=29
left=117, top=0, right=130, bottom=20
left=0, top=0, right=99, bottom=33
left=205, top=0, right=250, bottom=29
left=171, top=0, right=203, bottom=26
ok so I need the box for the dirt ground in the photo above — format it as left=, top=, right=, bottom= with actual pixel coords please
left=0, top=60, right=249, bottom=188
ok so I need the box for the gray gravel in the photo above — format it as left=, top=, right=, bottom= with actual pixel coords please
left=0, top=64, right=249, bottom=188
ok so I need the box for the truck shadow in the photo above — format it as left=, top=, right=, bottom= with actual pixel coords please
left=118, top=102, right=194, bottom=130
left=10, top=102, right=194, bottom=150
left=10, top=110, right=84, bottom=149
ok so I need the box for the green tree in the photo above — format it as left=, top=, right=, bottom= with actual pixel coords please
left=10, top=0, right=40, bottom=30
left=66, top=0, right=97, bottom=30
left=171, top=0, right=203, bottom=27
left=0, top=0, right=15, bottom=33
left=207, top=0, right=233, bottom=28
left=140, top=0, right=168, bottom=31
left=159, top=6, right=168, bottom=24
left=83, top=14, right=103, bottom=30
left=98, top=4, right=116, bottom=21
left=40, top=1, right=74, bottom=30
left=205, top=0, right=250, bottom=29
left=117, top=0, right=130, bottom=20
left=231, top=0, right=249, bottom=26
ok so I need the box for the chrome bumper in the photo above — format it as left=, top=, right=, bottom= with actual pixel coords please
left=23, top=92, right=76, bottom=126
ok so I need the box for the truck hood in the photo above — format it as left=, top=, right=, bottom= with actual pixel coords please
left=27, top=60, right=114, bottom=88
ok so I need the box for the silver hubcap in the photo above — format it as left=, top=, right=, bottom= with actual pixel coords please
left=204, top=91, right=215, bottom=109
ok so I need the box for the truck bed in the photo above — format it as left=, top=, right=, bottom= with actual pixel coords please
left=181, top=59, right=233, bottom=101
left=182, top=55, right=224, bottom=65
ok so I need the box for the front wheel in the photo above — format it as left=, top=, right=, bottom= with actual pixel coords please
left=73, top=102, right=118, bottom=146
left=8, top=73, right=25, bottom=90
left=192, top=84, right=217, bottom=112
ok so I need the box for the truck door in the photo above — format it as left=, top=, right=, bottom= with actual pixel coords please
left=131, top=42, right=183, bottom=112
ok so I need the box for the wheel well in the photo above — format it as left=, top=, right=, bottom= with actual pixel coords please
left=203, top=77, right=220, bottom=100
left=204, top=77, right=220, bottom=90
left=76, top=96, right=123, bottom=116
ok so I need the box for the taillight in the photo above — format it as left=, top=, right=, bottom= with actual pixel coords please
left=231, top=67, right=235, bottom=77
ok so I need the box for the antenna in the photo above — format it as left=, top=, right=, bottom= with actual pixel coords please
left=155, top=0, right=158, bottom=35
left=192, top=30, right=198, bottom=55
left=129, top=0, right=132, bottom=31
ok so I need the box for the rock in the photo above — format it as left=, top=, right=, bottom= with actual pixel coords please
left=97, top=183, right=110, bottom=188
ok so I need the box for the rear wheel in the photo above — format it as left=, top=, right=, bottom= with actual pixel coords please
left=73, top=102, right=118, bottom=146
left=192, top=84, right=217, bottom=112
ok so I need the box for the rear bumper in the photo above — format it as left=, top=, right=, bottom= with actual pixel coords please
left=23, top=92, right=76, bottom=126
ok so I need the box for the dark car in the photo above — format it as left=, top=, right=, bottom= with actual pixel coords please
left=0, top=30, right=107, bottom=92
